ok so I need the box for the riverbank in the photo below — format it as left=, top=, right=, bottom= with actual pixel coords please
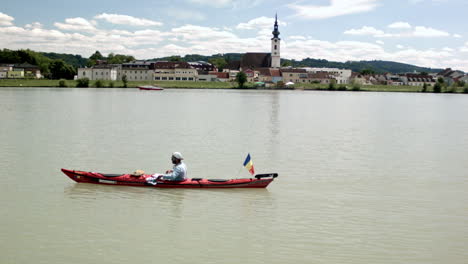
left=1, top=79, right=467, bottom=93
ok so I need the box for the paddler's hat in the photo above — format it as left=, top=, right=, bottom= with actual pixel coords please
left=172, top=152, right=184, bottom=160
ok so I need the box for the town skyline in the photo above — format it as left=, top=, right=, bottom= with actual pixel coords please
left=0, top=0, right=467, bottom=71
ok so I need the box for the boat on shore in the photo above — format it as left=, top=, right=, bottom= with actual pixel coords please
left=61, top=168, right=278, bottom=188
left=138, top=85, right=164, bottom=91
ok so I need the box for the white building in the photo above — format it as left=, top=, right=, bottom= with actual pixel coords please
left=302, top=67, right=352, bottom=84
left=77, top=65, right=120, bottom=81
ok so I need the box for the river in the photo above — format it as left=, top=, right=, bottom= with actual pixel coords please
left=1, top=87, right=467, bottom=264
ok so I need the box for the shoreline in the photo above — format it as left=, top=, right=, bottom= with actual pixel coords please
left=1, top=79, right=467, bottom=94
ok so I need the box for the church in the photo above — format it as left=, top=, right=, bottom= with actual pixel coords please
left=226, top=14, right=281, bottom=71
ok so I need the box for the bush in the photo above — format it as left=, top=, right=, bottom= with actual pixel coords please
left=108, top=81, right=114, bottom=88
left=76, top=78, right=89, bottom=88
left=337, top=85, right=347, bottom=91
left=327, top=82, right=336, bottom=90
left=463, top=87, right=468, bottom=94
left=94, top=80, right=104, bottom=88
left=433, top=82, right=442, bottom=93
left=351, top=83, right=361, bottom=91
left=122, top=75, right=128, bottom=88
left=421, top=83, right=428, bottom=93
left=58, top=79, right=67, bottom=87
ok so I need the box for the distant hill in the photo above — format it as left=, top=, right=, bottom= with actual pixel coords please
left=39, top=52, right=88, bottom=68
left=285, top=58, right=443, bottom=74
left=151, top=54, right=443, bottom=74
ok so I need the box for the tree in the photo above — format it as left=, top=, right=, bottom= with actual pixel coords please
left=421, top=82, right=428, bottom=92
left=169, top=56, right=182, bottom=62
left=433, top=82, right=442, bottom=93
left=235, top=72, right=247, bottom=88
left=89, top=51, right=104, bottom=61
left=107, top=53, right=135, bottom=64
left=208, top=57, right=227, bottom=72
left=122, top=75, right=128, bottom=88
left=360, top=69, right=375, bottom=75
left=49, top=59, right=76, bottom=79
left=281, top=60, right=292, bottom=67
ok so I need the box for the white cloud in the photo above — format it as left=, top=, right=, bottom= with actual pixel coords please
left=388, top=21, right=412, bottom=29
left=54, top=17, right=97, bottom=32
left=236, top=16, right=286, bottom=30
left=376, top=40, right=384, bottom=45
left=413, top=26, right=450, bottom=37
left=453, top=34, right=462, bottom=38
left=94, top=13, right=162, bottom=27
left=186, top=0, right=263, bottom=8
left=345, top=24, right=453, bottom=38
left=290, top=35, right=307, bottom=40
left=0, top=12, right=14, bottom=26
left=344, top=26, right=385, bottom=36
left=288, top=0, right=380, bottom=20
left=396, top=44, right=405, bottom=49
left=25, top=22, right=43, bottom=29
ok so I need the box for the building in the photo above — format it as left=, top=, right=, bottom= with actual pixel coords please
left=121, top=61, right=153, bottom=81
left=271, top=14, right=281, bottom=68
left=303, top=67, right=351, bottom=84
left=405, top=74, right=435, bottom=86
left=153, top=61, right=198, bottom=81
left=77, top=64, right=120, bottom=81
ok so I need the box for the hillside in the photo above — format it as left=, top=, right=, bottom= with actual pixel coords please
left=152, top=54, right=443, bottom=74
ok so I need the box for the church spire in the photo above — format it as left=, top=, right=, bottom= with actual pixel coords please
left=272, top=13, right=280, bottom=39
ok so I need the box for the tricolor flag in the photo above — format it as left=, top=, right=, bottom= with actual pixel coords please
left=243, top=153, right=255, bottom=175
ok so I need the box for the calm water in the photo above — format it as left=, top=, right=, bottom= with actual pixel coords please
left=1, top=87, right=468, bottom=264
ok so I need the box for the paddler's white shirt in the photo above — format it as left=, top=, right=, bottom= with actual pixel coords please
left=160, top=162, right=187, bottom=181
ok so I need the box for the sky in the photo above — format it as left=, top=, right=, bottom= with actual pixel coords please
left=0, top=0, right=467, bottom=71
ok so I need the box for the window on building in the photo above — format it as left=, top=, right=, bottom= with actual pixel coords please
left=169, top=77, right=174, bottom=80
left=188, top=77, right=193, bottom=81
left=176, top=77, right=181, bottom=81
left=155, top=77, right=160, bottom=80
left=274, top=45, right=277, bottom=50
left=162, top=77, right=167, bottom=80
left=182, top=77, right=187, bottom=81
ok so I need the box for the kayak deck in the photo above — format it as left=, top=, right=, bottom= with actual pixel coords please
left=61, top=169, right=277, bottom=188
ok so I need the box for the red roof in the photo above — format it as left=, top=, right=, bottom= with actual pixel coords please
left=210, top=72, right=229, bottom=79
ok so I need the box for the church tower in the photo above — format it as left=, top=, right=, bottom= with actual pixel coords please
left=271, top=14, right=281, bottom=68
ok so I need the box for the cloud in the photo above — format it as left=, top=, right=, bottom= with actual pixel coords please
left=236, top=16, right=286, bottom=30
left=453, top=34, right=462, bottom=38
left=412, top=26, right=450, bottom=37
left=25, top=22, right=43, bottom=29
left=344, top=26, right=385, bottom=36
left=388, top=21, right=411, bottom=29
left=94, top=13, right=162, bottom=26
left=345, top=24, right=453, bottom=38
left=0, top=12, right=14, bottom=26
left=1, top=12, right=467, bottom=72
left=396, top=44, right=405, bottom=49
left=54, top=17, right=97, bottom=32
left=288, top=0, right=380, bottom=20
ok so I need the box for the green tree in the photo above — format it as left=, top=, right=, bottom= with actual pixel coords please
left=235, top=72, right=247, bottom=88
left=169, top=56, right=182, bottom=62
left=421, top=83, right=428, bottom=92
left=328, top=80, right=336, bottom=90
left=49, top=59, right=76, bottom=79
left=433, top=82, right=442, bottom=93
left=94, top=80, right=104, bottom=88
left=107, top=53, right=135, bottom=64
left=208, top=57, right=227, bottom=72
left=360, top=69, right=375, bottom=75
left=281, top=60, right=292, bottom=67
left=122, top=75, right=128, bottom=88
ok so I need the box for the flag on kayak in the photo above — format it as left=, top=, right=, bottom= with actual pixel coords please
left=243, top=153, right=255, bottom=175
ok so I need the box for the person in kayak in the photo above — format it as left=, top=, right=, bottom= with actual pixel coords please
left=146, top=152, right=187, bottom=185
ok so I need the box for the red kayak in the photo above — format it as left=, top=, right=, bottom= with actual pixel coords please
left=61, top=169, right=278, bottom=188
left=138, top=85, right=164, bottom=91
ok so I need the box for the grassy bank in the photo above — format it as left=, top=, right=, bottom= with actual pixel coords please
left=1, top=79, right=467, bottom=93
left=0, top=79, right=237, bottom=89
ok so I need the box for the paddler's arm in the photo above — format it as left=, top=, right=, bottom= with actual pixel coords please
left=159, top=166, right=183, bottom=181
